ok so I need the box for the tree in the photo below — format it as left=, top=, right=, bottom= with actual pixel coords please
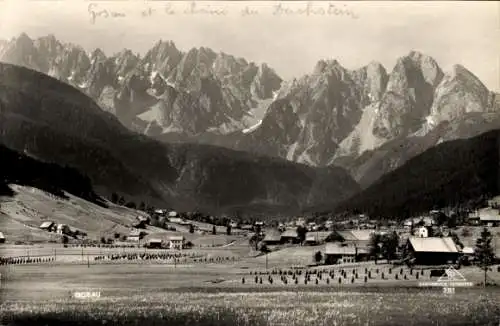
left=296, top=225, right=307, bottom=244
left=450, top=231, right=464, bottom=250
left=447, top=213, right=457, bottom=229
left=62, top=235, right=69, bottom=244
left=369, top=233, right=383, bottom=264
left=381, top=231, right=399, bottom=263
left=111, top=193, right=119, bottom=204
left=314, top=251, right=323, bottom=264
left=117, top=196, right=126, bottom=205
left=259, top=243, right=270, bottom=254
left=474, top=227, right=496, bottom=286
left=139, top=201, right=146, bottom=211
left=226, top=224, right=232, bottom=236
left=125, top=201, right=136, bottom=209
left=212, top=225, right=216, bottom=235
left=189, top=224, right=195, bottom=234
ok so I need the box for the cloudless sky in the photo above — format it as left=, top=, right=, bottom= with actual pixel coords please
left=0, top=1, right=498, bottom=91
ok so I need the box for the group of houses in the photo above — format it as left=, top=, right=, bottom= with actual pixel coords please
left=467, top=207, right=500, bottom=226
left=39, top=221, right=72, bottom=236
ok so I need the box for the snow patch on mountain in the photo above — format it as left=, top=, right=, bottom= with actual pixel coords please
left=242, top=120, right=262, bottom=134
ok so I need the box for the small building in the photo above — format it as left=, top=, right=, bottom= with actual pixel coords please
left=56, top=224, right=71, bottom=235
left=324, top=243, right=369, bottom=264
left=169, top=217, right=184, bottom=224
left=280, top=229, right=300, bottom=244
left=415, top=226, right=429, bottom=238
left=406, top=236, right=461, bottom=265
left=39, top=221, right=56, bottom=232
left=147, top=238, right=163, bottom=249
left=168, top=211, right=178, bottom=218
left=262, top=230, right=282, bottom=245
left=240, top=224, right=253, bottom=231
left=0, top=231, right=5, bottom=243
left=168, top=236, right=185, bottom=249
left=154, top=209, right=168, bottom=216
left=304, top=231, right=332, bottom=245
left=128, top=229, right=146, bottom=242
left=477, top=208, right=500, bottom=226
left=136, top=215, right=150, bottom=224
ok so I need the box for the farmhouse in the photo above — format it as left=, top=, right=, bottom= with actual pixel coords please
left=280, top=229, right=300, bottom=244
left=324, top=243, right=369, bottom=264
left=127, top=229, right=146, bottom=242
left=406, top=237, right=461, bottom=265
left=304, top=231, right=332, bottom=245
left=0, top=231, right=5, bottom=243
left=477, top=208, right=500, bottom=226
left=147, top=238, right=163, bottom=249
left=39, top=221, right=56, bottom=232
left=262, top=230, right=282, bottom=245
left=168, top=236, right=185, bottom=249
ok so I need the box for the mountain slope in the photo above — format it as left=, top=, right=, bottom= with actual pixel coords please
left=0, top=143, right=102, bottom=206
left=330, top=129, right=500, bottom=218
left=0, top=62, right=359, bottom=214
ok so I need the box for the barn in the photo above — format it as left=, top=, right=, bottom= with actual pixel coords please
left=0, top=231, right=5, bottom=243
left=406, top=237, right=461, bottom=265
left=304, top=231, right=332, bottom=245
left=39, top=221, right=56, bottom=232
left=262, top=230, right=282, bottom=245
left=324, top=243, right=369, bottom=264
left=147, top=239, right=163, bottom=249
left=280, top=229, right=300, bottom=244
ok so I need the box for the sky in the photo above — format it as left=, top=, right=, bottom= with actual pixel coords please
left=0, top=1, right=498, bottom=91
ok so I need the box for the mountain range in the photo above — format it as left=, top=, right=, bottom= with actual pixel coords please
left=1, top=34, right=499, bottom=190
left=0, top=62, right=359, bottom=215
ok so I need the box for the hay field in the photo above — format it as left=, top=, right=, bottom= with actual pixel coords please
left=1, top=262, right=500, bottom=326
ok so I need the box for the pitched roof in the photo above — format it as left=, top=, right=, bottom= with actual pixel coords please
left=40, top=221, right=55, bottom=228
left=461, top=246, right=475, bottom=254
left=336, top=230, right=373, bottom=242
left=0, top=231, right=4, bottom=239
left=408, top=237, right=459, bottom=253
left=168, top=236, right=184, bottom=241
left=263, top=230, right=282, bottom=242
left=148, top=238, right=163, bottom=243
left=478, top=208, right=500, bottom=221
left=281, top=229, right=299, bottom=238
left=305, top=231, right=332, bottom=242
left=325, top=243, right=368, bottom=255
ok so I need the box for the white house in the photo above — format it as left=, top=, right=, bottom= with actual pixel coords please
left=415, top=226, right=429, bottom=238
left=168, top=236, right=185, bottom=249
left=56, top=224, right=71, bottom=235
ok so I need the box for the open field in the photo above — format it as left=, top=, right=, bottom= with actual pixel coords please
left=1, top=263, right=500, bottom=325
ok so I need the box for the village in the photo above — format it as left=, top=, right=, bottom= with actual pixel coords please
left=1, top=193, right=499, bottom=276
